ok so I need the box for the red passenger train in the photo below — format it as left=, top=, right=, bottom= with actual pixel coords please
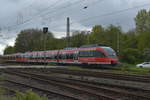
left=3, top=44, right=119, bottom=67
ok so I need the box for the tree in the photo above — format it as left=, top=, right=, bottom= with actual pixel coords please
left=104, top=25, right=122, bottom=52
left=143, top=48, right=150, bottom=61
left=121, top=48, right=141, bottom=64
left=71, top=31, right=88, bottom=47
left=135, top=9, right=150, bottom=32
left=88, top=25, right=105, bottom=44
left=137, top=32, right=150, bottom=50
left=14, top=29, right=54, bottom=53
left=4, top=46, right=15, bottom=55
left=122, top=31, right=138, bottom=49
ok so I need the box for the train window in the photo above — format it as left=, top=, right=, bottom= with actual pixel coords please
left=66, top=54, right=68, bottom=59
left=57, top=54, right=62, bottom=59
left=46, top=56, right=49, bottom=59
left=62, top=54, right=65, bottom=59
left=52, top=55, right=54, bottom=59
left=66, top=54, right=73, bottom=59
left=58, top=54, right=67, bottom=59
left=69, top=54, right=71, bottom=59
left=102, top=47, right=116, bottom=58
left=49, top=54, right=57, bottom=59
left=70, top=54, right=73, bottom=59
left=89, top=51, right=94, bottom=56
left=79, top=50, right=104, bottom=57
left=79, top=51, right=92, bottom=57
left=79, top=51, right=85, bottom=57
left=59, top=54, right=62, bottom=59
left=73, top=53, right=78, bottom=60
left=54, top=55, right=57, bottom=59
left=93, top=51, right=105, bottom=57
left=67, top=54, right=73, bottom=59
left=63, top=54, right=66, bottom=59
left=58, top=54, right=61, bottom=59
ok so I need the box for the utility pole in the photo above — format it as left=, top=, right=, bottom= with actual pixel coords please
left=66, top=17, right=70, bottom=47
left=117, top=23, right=120, bottom=56
left=43, top=27, right=48, bottom=66
left=117, top=31, right=120, bottom=56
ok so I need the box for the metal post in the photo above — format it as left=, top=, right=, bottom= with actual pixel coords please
left=44, top=34, right=46, bottom=65
left=67, top=17, right=70, bottom=47
left=116, top=23, right=120, bottom=57
left=117, top=28, right=120, bottom=56
left=43, top=27, right=48, bottom=66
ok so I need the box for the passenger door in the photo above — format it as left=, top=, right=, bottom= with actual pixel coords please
left=73, top=51, right=79, bottom=63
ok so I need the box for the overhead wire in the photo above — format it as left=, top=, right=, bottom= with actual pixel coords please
left=5, top=0, right=64, bottom=31
left=41, top=0, right=86, bottom=17
left=3, top=1, right=150, bottom=40
left=2, top=0, right=84, bottom=40
left=83, top=0, right=105, bottom=9
left=50, top=3, right=150, bottom=29
left=76, top=3, right=150, bottom=24
left=6, top=0, right=84, bottom=30
left=44, top=0, right=105, bottom=29
left=44, top=0, right=104, bottom=19
left=21, top=0, right=37, bottom=9
left=1, top=1, right=150, bottom=48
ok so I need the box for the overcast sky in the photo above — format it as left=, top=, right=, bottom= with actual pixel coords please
left=0, top=0, right=150, bottom=54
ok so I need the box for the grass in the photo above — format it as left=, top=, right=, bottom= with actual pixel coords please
left=0, top=89, right=48, bottom=100
left=112, top=63, right=150, bottom=75
left=0, top=75, right=7, bottom=81
left=63, top=64, right=150, bottom=76
left=0, top=87, right=9, bottom=100
left=0, top=87, right=6, bottom=95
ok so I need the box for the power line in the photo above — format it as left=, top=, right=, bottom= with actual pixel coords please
left=44, top=0, right=106, bottom=28
left=83, top=0, right=105, bottom=9
left=4, top=0, right=65, bottom=31
left=4, top=1, right=150, bottom=38
left=6, top=0, right=83, bottom=30
left=22, top=0, right=37, bottom=9
left=44, top=0, right=104, bottom=20
left=42, top=0, right=86, bottom=16
left=38, top=0, right=64, bottom=12
left=50, top=3, right=150, bottom=29
left=1, top=1, right=150, bottom=47
left=4, top=0, right=70, bottom=28
left=75, top=3, right=150, bottom=24
left=6, top=0, right=100, bottom=31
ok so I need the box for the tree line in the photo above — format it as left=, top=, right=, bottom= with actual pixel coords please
left=4, top=9, right=150, bottom=64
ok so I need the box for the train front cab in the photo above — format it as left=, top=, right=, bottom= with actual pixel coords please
left=100, top=47, right=118, bottom=66
left=78, top=47, right=118, bottom=67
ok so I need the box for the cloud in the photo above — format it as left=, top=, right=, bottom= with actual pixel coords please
left=0, top=37, right=15, bottom=54
left=0, top=0, right=150, bottom=54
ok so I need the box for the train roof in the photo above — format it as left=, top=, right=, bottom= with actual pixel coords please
left=3, top=44, right=111, bottom=56
left=80, top=44, right=107, bottom=48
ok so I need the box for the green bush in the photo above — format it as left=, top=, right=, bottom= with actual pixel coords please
left=12, top=90, right=48, bottom=100
left=0, top=90, right=48, bottom=100
left=120, top=48, right=142, bottom=64
left=0, top=75, right=7, bottom=81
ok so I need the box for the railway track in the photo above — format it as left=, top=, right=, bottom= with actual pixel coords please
left=2, top=81, right=71, bottom=100
left=2, top=70, right=116, bottom=100
left=5, top=79, right=80, bottom=100
left=2, top=69, right=150, bottom=100
left=24, top=68, right=150, bottom=83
